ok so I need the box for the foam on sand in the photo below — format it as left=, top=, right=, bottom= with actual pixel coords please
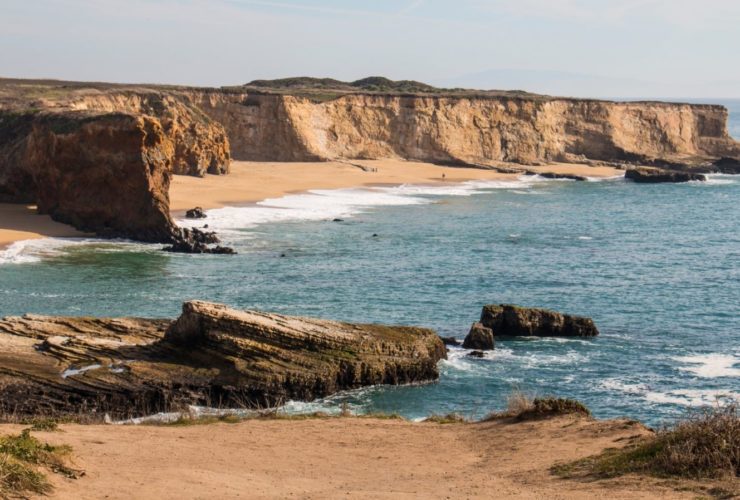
left=177, top=177, right=557, bottom=233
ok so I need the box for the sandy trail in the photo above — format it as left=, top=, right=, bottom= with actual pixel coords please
left=2, top=416, right=697, bottom=499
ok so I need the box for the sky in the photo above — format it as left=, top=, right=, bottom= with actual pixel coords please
left=1, top=0, right=739, bottom=98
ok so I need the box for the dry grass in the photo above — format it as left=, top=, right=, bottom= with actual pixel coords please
left=553, top=404, right=739, bottom=481
left=485, top=391, right=591, bottom=421
left=424, top=413, right=468, bottom=424
left=0, top=429, right=82, bottom=497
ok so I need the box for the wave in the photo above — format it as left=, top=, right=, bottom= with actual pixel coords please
left=601, top=378, right=739, bottom=407
left=0, top=238, right=102, bottom=265
left=673, top=353, right=740, bottom=378
left=177, top=177, right=547, bottom=232
left=0, top=237, right=153, bottom=265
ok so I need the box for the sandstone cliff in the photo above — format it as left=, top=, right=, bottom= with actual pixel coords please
left=0, top=301, right=446, bottom=418
left=1, top=78, right=738, bottom=243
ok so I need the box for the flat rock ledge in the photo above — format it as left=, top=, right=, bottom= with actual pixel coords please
left=0, top=301, right=446, bottom=418
left=462, top=305, right=599, bottom=346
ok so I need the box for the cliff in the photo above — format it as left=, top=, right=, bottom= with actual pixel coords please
left=0, top=300, right=446, bottom=418
left=188, top=91, right=740, bottom=167
left=1, top=78, right=738, bottom=243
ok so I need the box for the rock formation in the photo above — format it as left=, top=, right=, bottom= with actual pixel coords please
left=0, top=301, right=446, bottom=418
left=625, top=167, right=707, bottom=183
left=462, top=322, right=495, bottom=350
left=478, top=304, right=599, bottom=337
left=1, top=77, right=738, bottom=245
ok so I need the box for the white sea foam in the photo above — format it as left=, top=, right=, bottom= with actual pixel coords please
left=673, top=354, right=740, bottom=378
left=601, top=377, right=739, bottom=407
left=0, top=237, right=148, bottom=265
left=177, top=177, right=544, bottom=232
left=691, top=174, right=737, bottom=186
left=645, top=389, right=739, bottom=407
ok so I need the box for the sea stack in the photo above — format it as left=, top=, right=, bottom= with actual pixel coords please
left=470, top=304, right=599, bottom=338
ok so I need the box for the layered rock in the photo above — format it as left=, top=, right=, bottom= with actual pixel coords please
left=625, top=167, right=707, bottom=183
left=187, top=91, right=740, bottom=168
left=478, top=304, right=599, bottom=338
left=0, top=301, right=446, bottom=418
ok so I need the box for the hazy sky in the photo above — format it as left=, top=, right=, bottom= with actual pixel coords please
left=2, top=0, right=739, bottom=97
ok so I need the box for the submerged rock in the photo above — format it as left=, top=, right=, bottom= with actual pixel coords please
left=462, top=322, right=495, bottom=350
left=466, top=350, right=486, bottom=358
left=479, top=304, right=599, bottom=337
left=440, top=336, right=461, bottom=347
left=625, top=167, right=706, bottom=183
left=0, top=301, right=446, bottom=418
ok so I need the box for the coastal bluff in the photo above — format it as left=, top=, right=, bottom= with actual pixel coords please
left=1, top=77, right=739, bottom=244
left=0, top=301, right=446, bottom=418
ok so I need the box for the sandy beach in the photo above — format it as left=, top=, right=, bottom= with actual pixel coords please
left=1, top=415, right=710, bottom=499
left=1, top=160, right=623, bottom=249
left=0, top=203, right=87, bottom=249
left=169, top=159, right=622, bottom=212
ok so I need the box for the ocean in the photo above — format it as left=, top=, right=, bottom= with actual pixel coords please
left=1, top=107, right=738, bottom=426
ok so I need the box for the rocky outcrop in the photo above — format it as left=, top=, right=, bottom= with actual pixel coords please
left=163, top=228, right=236, bottom=254
left=462, top=322, right=495, bottom=350
left=625, top=167, right=706, bottom=183
left=1, top=78, right=738, bottom=245
left=0, top=301, right=446, bottom=418
left=0, top=112, right=178, bottom=241
left=478, top=305, right=599, bottom=337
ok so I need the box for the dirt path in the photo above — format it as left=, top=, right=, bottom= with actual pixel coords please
left=1, top=415, right=701, bottom=499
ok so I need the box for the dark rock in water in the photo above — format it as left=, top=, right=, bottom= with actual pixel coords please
left=713, top=157, right=740, bottom=174
left=333, top=218, right=344, bottom=222
left=467, top=350, right=486, bottom=358
left=528, top=171, right=588, bottom=181
left=440, top=336, right=461, bottom=347
left=186, top=206, right=207, bottom=219
left=163, top=228, right=236, bottom=254
left=0, top=301, right=446, bottom=418
left=479, top=304, right=599, bottom=337
left=372, top=233, right=379, bottom=237
left=625, top=167, right=705, bottom=183
left=462, top=322, right=495, bottom=350
left=203, top=224, right=209, bottom=228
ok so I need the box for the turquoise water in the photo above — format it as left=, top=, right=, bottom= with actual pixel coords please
left=1, top=173, right=738, bottom=425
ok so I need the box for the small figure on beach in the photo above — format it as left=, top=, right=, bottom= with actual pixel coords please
left=442, top=172, right=446, bottom=181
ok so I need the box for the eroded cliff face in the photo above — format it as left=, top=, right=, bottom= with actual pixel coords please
left=185, top=93, right=739, bottom=166
left=1, top=79, right=738, bottom=244
left=64, top=92, right=231, bottom=176
left=0, top=112, right=177, bottom=242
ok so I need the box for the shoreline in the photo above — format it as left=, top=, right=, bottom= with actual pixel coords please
left=0, top=203, right=88, bottom=251
left=168, top=159, right=623, bottom=214
left=1, top=160, right=623, bottom=250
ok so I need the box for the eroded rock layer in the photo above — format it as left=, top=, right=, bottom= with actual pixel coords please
left=0, top=301, right=446, bottom=418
